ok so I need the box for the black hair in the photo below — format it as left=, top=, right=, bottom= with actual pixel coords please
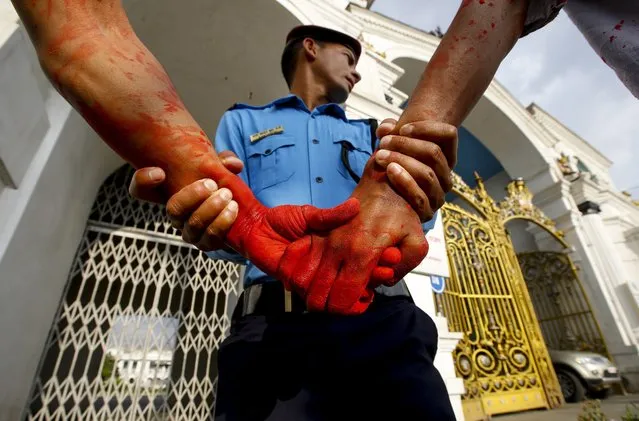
left=280, top=38, right=324, bottom=88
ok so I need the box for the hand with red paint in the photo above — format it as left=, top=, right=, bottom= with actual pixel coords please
left=129, top=150, right=403, bottom=288
left=281, top=157, right=429, bottom=315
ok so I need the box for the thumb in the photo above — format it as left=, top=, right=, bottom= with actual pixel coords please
left=129, top=167, right=167, bottom=204
left=304, top=198, right=360, bottom=232
left=220, top=151, right=244, bottom=175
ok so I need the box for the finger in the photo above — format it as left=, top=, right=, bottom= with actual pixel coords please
left=345, top=289, right=375, bottom=315
left=378, top=247, right=402, bottom=266
left=219, top=150, right=244, bottom=174
left=326, top=250, right=379, bottom=314
left=376, top=118, right=398, bottom=140
left=304, top=198, right=360, bottom=232
left=305, top=248, right=341, bottom=313
left=370, top=267, right=395, bottom=287
left=166, top=179, right=218, bottom=230
left=197, top=200, right=239, bottom=251
left=377, top=135, right=453, bottom=193
left=276, top=236, right=319, bottom=294
left=128, top=167, right=166, bottom=203
left=399, top=122, right=458, bottom=169
left=385, top=161, right=437, bottom=222
left=182, top=188, right=234, bottom=244
left=369, top=247, right=402, bottom=287
left=395, top=234, right=429, bottom=282
left=381, top=152, right=446, bottom=216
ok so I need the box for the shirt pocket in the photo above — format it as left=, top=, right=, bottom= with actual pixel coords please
left=245, top=134, right=297, bottom=194
left=336, top=138, right=373, bottom=183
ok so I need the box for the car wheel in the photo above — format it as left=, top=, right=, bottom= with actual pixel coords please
left=556, top=369, right=586, bottom=403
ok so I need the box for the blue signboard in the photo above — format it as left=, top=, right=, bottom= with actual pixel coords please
left=430, top=276, right=446, bottom=294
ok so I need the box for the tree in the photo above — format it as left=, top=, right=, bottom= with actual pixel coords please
left=101, top=353, right=120, bottom=382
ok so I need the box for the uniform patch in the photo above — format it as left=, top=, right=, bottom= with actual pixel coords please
left=249, top=126, right=284, bottom=143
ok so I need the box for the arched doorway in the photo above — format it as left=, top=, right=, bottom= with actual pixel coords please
left=437, top=173, right=564, bottom=421
left=25, top=166, right=242, bottom=420
left=500, top=180, right=610, bottom=359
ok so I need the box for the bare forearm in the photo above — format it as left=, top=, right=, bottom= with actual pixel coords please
left=11, top=0, right=231, bottom=195
left=398, top=0, right=529, bottom=127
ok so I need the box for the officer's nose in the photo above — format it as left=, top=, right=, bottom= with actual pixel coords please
left=352, top=69, right=362, bottom=85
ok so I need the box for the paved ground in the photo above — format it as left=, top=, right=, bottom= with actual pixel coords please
left=495, top=394, right=639, bottom=421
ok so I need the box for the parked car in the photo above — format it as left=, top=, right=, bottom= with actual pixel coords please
left=548, top=349, right=622, bottom=403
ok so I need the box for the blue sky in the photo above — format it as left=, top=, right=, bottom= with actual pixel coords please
left=371, top=0, right=639, bottom=196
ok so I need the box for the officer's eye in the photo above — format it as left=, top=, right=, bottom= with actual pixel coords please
left=344, top=52, right=354, bottom=66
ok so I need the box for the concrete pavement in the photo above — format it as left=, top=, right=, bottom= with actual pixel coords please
left=495, top=395, right=639, bottom=421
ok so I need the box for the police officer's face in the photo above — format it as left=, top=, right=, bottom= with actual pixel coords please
left=313, top=42, right=362, bottom=103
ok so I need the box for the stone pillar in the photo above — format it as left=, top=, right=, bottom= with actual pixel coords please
left=574, top=201, right=639, bottom=387
left=531, top=177, right=639, bottom=389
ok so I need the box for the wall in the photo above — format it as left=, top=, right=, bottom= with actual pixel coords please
left=0, top=23, right=122, bottom=419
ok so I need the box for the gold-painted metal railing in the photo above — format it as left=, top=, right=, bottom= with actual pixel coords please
left=439, top=173, right=565, bottom=420
left=518, top=251, right=609, bottom=357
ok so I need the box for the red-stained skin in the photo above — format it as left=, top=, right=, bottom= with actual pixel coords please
left=19, top=0, right=408, bottom=315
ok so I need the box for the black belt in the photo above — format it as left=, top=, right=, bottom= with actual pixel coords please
left=234, top=280, right=412, bottom=318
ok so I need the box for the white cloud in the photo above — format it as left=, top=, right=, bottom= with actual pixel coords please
left=371, top=0, right=639, bottom=194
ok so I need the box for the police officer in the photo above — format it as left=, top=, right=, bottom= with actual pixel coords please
left=131, top=25, right=457, bottom=420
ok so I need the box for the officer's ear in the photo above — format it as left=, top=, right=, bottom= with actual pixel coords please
left=302, top=38, right=322, bottom=61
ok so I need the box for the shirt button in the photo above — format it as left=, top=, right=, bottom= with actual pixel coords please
left=315, top=177, right=324, bottom=184
left=312, top=139, right=319, bottom=144
left=264, top=149, right=272, bottom=155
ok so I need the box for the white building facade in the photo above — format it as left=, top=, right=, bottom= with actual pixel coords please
left=1, top=1, right=638, bottom=420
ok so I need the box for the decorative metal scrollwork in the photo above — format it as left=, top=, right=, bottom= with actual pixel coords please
left=443, top=172, right=566, bottom=416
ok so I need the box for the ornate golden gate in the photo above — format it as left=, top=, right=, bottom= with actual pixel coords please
left=438, top=174, right=564, bottom=420
left=518, top=251, right=608, bottom=356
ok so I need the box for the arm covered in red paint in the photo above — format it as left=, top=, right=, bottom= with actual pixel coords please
left=314, top=0, right=532, bottom=312
left=397, top=0, right=529, bottom=129
left=9, top=0, right=382, bottom=296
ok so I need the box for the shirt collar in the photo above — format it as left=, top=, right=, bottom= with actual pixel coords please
left=271, top=94, right=348, bottom=122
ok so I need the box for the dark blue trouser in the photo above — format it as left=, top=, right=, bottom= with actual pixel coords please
left=214, top=295, right=456, bottom=421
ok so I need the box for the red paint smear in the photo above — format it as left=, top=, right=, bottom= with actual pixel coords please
left=53, top=41, right=100, bottom=80
left=479, top=0, right=485, bottom=4
left=469, top=19, right=476, bottom=26
left=157, top=89, right=185, bottom=114
left=491, top=22, right=496, bottom=29
left=615, top=20, right=625, bottom=30
left=610, top=35, right=617, bottom=42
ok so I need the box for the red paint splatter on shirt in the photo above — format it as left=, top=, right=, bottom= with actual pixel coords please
left=610, top=35, right=617, bottom=43
left=615, top=20, right=625, bottom=30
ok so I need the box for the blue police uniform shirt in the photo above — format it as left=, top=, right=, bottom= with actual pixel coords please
left=207, top=94, right=437, bottom=287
